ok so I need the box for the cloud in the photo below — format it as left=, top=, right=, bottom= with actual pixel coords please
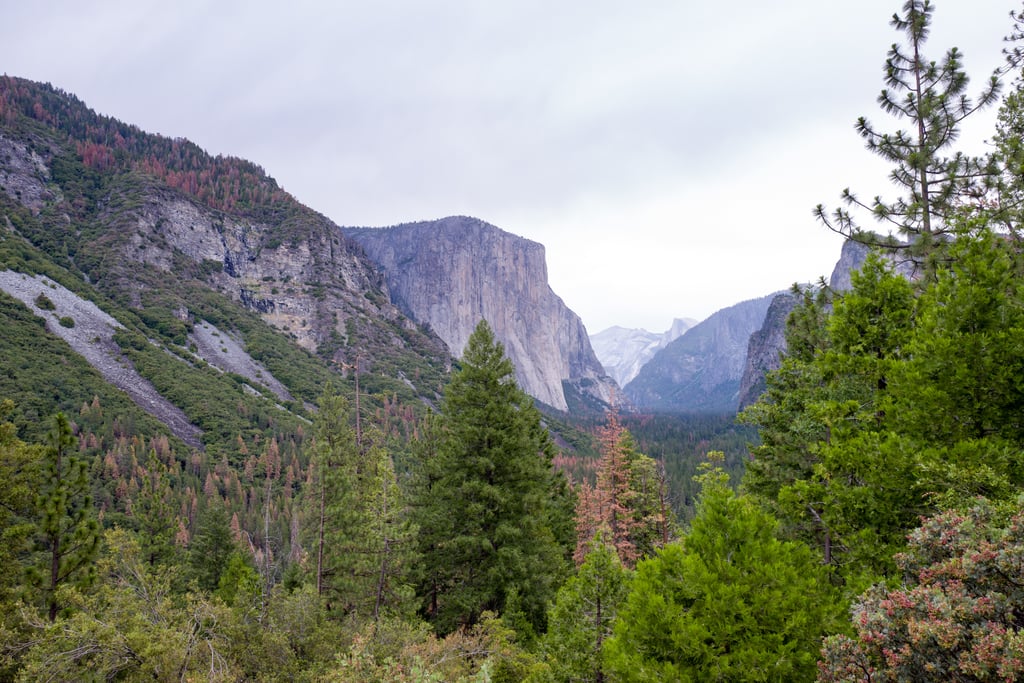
left=0, top=0, right=1013, bottom=332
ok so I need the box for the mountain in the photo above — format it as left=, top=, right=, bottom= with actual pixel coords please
left=346, top=217, right=616, bottom=412
left=590, top=318, right=696, bottom=387
left=624, top=295, right=775, bottom=413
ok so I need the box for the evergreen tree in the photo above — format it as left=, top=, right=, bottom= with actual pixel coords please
left=575, top=411, right=674, bottom=568
left=133, top=449, right=176, bottom=567
left=536, top=533, right=630, bottom=683
left=604, top=459, right=842, bottom=682
left=815, top=0, right=1001, bottom=271
left=411, top=320, right=569, bottom=635
left=743, top=256, right=922, bottom=582
left=0, top=399, right=39, bottom=607
left=187, top=503, right=234, bottom=593
left=308, top=385, right=416, bottom=621
left=28, top=412, right=100, bottom=621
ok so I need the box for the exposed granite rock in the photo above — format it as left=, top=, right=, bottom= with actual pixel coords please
left=74, top=182, right=450, bottom=379
left=189, top=320, right=294, bottom=403
left=347, top=216, right=616, bottom=411
left=625, top=295, right=775, bottom=413
left=828, top=238, right=916, bottom=291
left=0, top=134, right=59, bottom=214
left=736, top=291, right=798, bottom=410
left=590, top=318, right=696, bottom=387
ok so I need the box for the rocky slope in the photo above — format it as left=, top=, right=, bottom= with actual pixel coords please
left=0, top=77, right=451, bottom=411
left=624, top=295, right=775, bottom=413
left=590, top=318, right=695, bottom=387
left=347, top=217, right=616, bottom=411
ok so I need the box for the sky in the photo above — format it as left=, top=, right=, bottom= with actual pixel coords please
left=0, top=1, right=1016, bottom=334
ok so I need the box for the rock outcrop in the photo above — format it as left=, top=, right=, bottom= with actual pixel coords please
left=347, top=217, right=616, bottom=411
left=624, top=295, right=775, bottom=413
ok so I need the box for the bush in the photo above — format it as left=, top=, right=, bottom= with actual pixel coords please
left=58, top=316, right=75, bottom=328
left=35, top=292, right=56, bottom=310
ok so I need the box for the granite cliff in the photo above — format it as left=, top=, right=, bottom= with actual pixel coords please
left=735, top=292, right=798, bottom=410
left=347, top=217, right=616, bottom=411
left=624, top=295, right=775, bottom=413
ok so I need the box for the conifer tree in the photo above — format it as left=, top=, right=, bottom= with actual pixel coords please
left=538, top=533, right=630, bottom=683
left=411, top=320, right=569, bottom=635
left=134, top=449, right=176, bottom=567
left=815, top=0, right=1001, bottom=270
left=29, top=412, right=100, bottom=621
left=187, top=503, right=234, bottom=593
left=575, top=411, right=673, bottom=568
left=309, top=385, right=415, bottom=620
left=604, top=459, right=841, bottom=682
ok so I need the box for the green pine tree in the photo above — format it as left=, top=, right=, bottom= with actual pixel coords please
left=604, top=459, right=842, bottom=682
left=815, top=0, right=1001, bottom=271
left=536, top=533, right=630, bottom=683
left=411, top=320, right=569, bottom=635
left=28, top=412, right=101, bottom=621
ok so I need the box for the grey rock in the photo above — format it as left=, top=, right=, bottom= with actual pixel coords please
left=736, top=291, right=798, bottom=410
left=347, top=216, right=616, bottom=411
left=625, top=295, right=775, bottom=413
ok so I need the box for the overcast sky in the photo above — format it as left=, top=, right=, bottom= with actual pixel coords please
left=1, top=1, right=1015, bottom=333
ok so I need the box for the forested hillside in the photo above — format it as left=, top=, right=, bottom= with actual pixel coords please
left=3, top=1, right=1024, bottom=681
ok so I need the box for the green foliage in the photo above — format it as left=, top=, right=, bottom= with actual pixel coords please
left=815, top=0, right=1002, bottom=270
left=187, top=504, right=235, bottom=592
left=33, top=292, right=54, bottom=310
left=745, top=236, right=1024, bottom=589
left=535, top=534, right=630, bottom=683
left=27, top=412, right=101, bottom=621
left=604, top=463, right=843, bottom=682
left=0, top=400, right=40, bottom=608
left=308, top=384, right=418, bottom=622
left=819, top=499, right=1024, bottom=682
left=410, top=320, right=570, bottom=635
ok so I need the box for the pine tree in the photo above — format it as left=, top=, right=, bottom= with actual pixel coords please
left=133, top=449, right=176, bottom=567
left=29, top=412, right=100, bottom=621
left=308, top=385, right=415, bottom=621
left=539, top=533, right=630, bottom=683
left=411, top=320, right=569, bottom=634
left=604, top=459, right=842, bottom=682
left=0, top=399, right=40, bottom=608
left=815, top=0, right=1001, bottom=270
left=187, top=503, right=234, bottom=593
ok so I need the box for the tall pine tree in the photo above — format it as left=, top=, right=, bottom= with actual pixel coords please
left=815, top=0, right=1001, bottom=271
left=29, top=412, right=100, bottom=621
left=411, top=320, right=569, bottom=635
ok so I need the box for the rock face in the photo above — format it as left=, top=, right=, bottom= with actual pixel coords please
left=736, top=291, right=798, bottom=410
left=347, top=217, right=616, bottom=411
left=590, top=318, right=695, bottom=387
left=100, top=185, right=414, bottom=358
left=624, top=295, right=775, bottom=413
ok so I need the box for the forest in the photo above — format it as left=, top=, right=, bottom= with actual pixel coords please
left=4, top=1, right=1024, bottom=680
